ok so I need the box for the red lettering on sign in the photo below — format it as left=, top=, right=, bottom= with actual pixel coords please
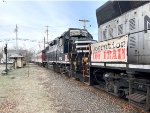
left=97, top=52, right=100, bottom=60
left=118, top=48, right=121, bottom=59
left=112, top=49, right=117, bottom=59
left=104, top=51, right=106, bottom=59
left=122, top=48, right=125, bottom=59
left=107, top=50, right=112, bottom=59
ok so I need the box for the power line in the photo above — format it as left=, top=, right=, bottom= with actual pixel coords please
left=0, top=38, right=43, bottom=43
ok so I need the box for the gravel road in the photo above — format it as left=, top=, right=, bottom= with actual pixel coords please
left=0, top=64, right=147, bottom=113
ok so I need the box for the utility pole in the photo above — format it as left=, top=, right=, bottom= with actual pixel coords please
left=15, top=24, right=18, bottom=51
left=45, top=26, right=49, bottom=43
left=44, top=36, right=45, bottom=49
left=4, top=44, right=8, bottom=74
left=79, top=19, right=89, bottom=29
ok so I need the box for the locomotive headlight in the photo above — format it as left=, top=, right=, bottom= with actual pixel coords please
left=104, top=73, right=114, bottom=78
left=104, top=73, right=110, bottom=77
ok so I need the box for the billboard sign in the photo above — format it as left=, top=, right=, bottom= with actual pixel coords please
left=91, top=35, right=128, bottom=62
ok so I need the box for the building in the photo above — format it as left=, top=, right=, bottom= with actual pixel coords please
left=1, top=49, right=27, bottom=64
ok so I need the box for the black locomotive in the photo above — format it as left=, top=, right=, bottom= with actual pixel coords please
left=43, top=28, right=95, bottom=83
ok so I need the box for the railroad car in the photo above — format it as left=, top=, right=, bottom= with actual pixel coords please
left=90, top=1, right=150, bottom=110
left=35, top=50, right=47, bottom=66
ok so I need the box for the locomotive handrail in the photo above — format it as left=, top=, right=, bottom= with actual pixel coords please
left=129, top=28, right=150, bottom=35
left=133, top=82, right=150, bottom=87
left=99, top=28, right=150, bottom=43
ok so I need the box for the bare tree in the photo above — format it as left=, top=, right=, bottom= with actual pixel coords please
left=25, top=49, right=35, bottom=62
left=10, top=46, right=35, bottom=62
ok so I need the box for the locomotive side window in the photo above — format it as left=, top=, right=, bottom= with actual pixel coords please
left=64, top=34, right=71, bottom=53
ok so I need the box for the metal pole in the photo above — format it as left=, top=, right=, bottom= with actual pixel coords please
left=79, top=19, right=89, bottom=29
left=26, top=51, right=29, bottom=77
left=28, top=61, right=29, bottom=77
left=15, top=24, right=18, bottom=51
left=5, top=44, right=8, bottom=74
left=44, top=36, right=45, bottom=49
left=45, top=26, right=49, bottom=43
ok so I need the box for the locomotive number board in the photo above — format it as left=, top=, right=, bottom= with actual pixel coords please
left=70, top=30, right=80, bottom=36
left=70, top=30, right=87, bottom=37
left=91, top=35, right=128, bottom=62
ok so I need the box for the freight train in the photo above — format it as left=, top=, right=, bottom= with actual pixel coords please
left=35, top=1, right=150, bottom=111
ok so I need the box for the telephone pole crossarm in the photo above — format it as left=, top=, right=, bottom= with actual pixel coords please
left=4, top=44, right=8, bottom=74
left=79, top=19, right=89, bottom=29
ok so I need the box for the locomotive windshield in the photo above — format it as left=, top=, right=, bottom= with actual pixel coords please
left=96, top=1, right=149, bottom=26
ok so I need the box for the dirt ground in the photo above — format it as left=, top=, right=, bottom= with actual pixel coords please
left=0, top=64, right=147, bottom=113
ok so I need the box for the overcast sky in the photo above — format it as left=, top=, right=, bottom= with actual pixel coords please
left=0, top=0, right=106, bottom=52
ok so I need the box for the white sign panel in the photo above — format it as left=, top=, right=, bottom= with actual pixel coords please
left=91, top=35, right=128, bottom=62
left=70, top=30, right=80, bottom=36
left=70, top=29, right=88, bottom=37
